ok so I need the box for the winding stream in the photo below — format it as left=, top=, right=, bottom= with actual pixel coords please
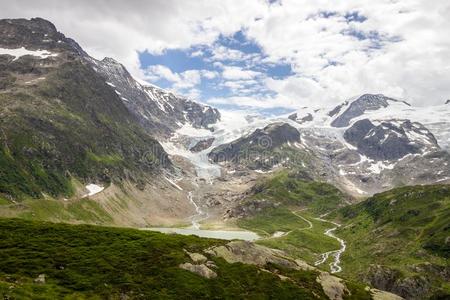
left=187, top=191, right=208, bottom=229
left=313, top=218, right=346, bottom=273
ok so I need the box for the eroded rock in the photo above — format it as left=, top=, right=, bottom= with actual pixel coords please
left=208, top=240, right=298, bottom=269
left=179, top=263, right=217, bottom=279
left=370, top=288, right=404, bottom=300
left=316, top=272, right=348, bottom=300
left=184, top=250, right=207, bottom=264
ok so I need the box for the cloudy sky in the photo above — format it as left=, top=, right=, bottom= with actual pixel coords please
left=2, top=0, right=450, bottom=113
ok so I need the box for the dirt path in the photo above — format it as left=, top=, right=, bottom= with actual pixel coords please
left=292, top=210, right=313, bottom=229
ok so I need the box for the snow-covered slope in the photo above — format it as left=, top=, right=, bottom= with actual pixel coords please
left=288, top=94, right=450, bottom=151
left=160, top=111, right=277, bottom=182
left=177, top=94, right=450, bottom=196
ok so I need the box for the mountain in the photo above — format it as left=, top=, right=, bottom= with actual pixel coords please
left=288, top=94, right=450, bottom=151
left=0, top=18, right=171, bottom=200
left=208, top=123, right=301, bottom=169
left=92, top=57, right=220, bottom=138
left=203, top=94, right=450, bottom=196
left=1, top=16, right=449, bottom=300
left=0, top=18, right=221, bottom=227
left=343, top=119, right=439, bottom=161
left=330, top=94, right=411, bottom=128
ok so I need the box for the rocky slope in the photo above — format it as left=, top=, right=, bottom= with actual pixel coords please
left=199, top=94, right=450, bottom=196
left=330, top=94, right=411, bottom=128
left=343, top=119, right=439, bottom=161
left=92, top=57, right=220, bottom=138
left=0, top=18, right=171, bottom=200
left=208, top=122, right=301, bottom=168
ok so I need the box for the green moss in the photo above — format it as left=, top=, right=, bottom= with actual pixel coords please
left=66, top=200, right=113, bottom=223
left=13, top=198, right=113, bottom=225
left=236, top=172, right=348, bottom=265
left=240, top=209, right=341, bottom=264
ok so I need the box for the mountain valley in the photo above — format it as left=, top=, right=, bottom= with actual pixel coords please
left=0, top=18, right=449, bottom=300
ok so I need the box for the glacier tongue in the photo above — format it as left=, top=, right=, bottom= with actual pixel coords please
left=160, top=110, right=279, bottom=183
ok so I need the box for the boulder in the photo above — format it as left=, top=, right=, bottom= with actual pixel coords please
left=34, top=274, right=46, bottom=284
left=179, top=263, right=217, bottom=279
left=184, top=250, right=207, bottom=264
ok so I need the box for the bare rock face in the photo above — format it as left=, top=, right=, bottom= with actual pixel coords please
left=289, top=112, right=314, bottom=124
left=94, top=57, right=220, bottom=138
left=209, top=122, right=300, bottom=164
left=331, top=94, right=410, bottom=128
left=190, top=138, right=215, bottom=152
left=0, top=18, right=86, bottom=55
left=184, top=250, right=207, bottom=264
left=364, top=265, right=431, bottom=300
left=316, top=273, right=348, bottom=300
left=207, top=240, right=301, bottom=269
left=344, top=119, right=439, bottom=161
left=370, top=288, right=404, bottom=300
left=179, top=263, right=217, bottom=279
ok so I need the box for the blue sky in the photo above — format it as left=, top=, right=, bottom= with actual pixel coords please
left=139, top=30, right=293, bottom=113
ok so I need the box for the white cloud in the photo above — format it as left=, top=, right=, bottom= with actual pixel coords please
left=2, top=0, right=450, bottom=108
left=144, top=65, right=202, bottom=94
left=242, top=0, right=450, bottom=107
left=222, top=66, right=261, bottom=80
left=0, top=0, right=266, bottom=78
left=201, top=70, right=218, bottom=79
left=144, top=65, right=180, bottom=82
left=191, top=50, right=204, bottom=57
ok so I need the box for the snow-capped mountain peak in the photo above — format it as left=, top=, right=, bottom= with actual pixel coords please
left=330, top=94, right=410, bottom=128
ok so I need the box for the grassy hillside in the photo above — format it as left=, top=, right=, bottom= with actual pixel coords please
left=248, top=171, right=347, bottom=214
left=333, top=184, right=450, bottom=299
left=236, top=171, right=347, bottom=266
left=0, top=218, right=359, bottom=300
left=235, top=172, right=449, bottom=298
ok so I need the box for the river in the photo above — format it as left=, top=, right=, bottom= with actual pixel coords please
left=313, top=218, right=346, bottom=273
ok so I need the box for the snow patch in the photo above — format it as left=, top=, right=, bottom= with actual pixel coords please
left=368, top=161, right=395, bottom=174
left=83, top=184, right=104, bottom=198
left=165, top=177, right=183, bottom=191
left=0, top=47, right=58, bottom=61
